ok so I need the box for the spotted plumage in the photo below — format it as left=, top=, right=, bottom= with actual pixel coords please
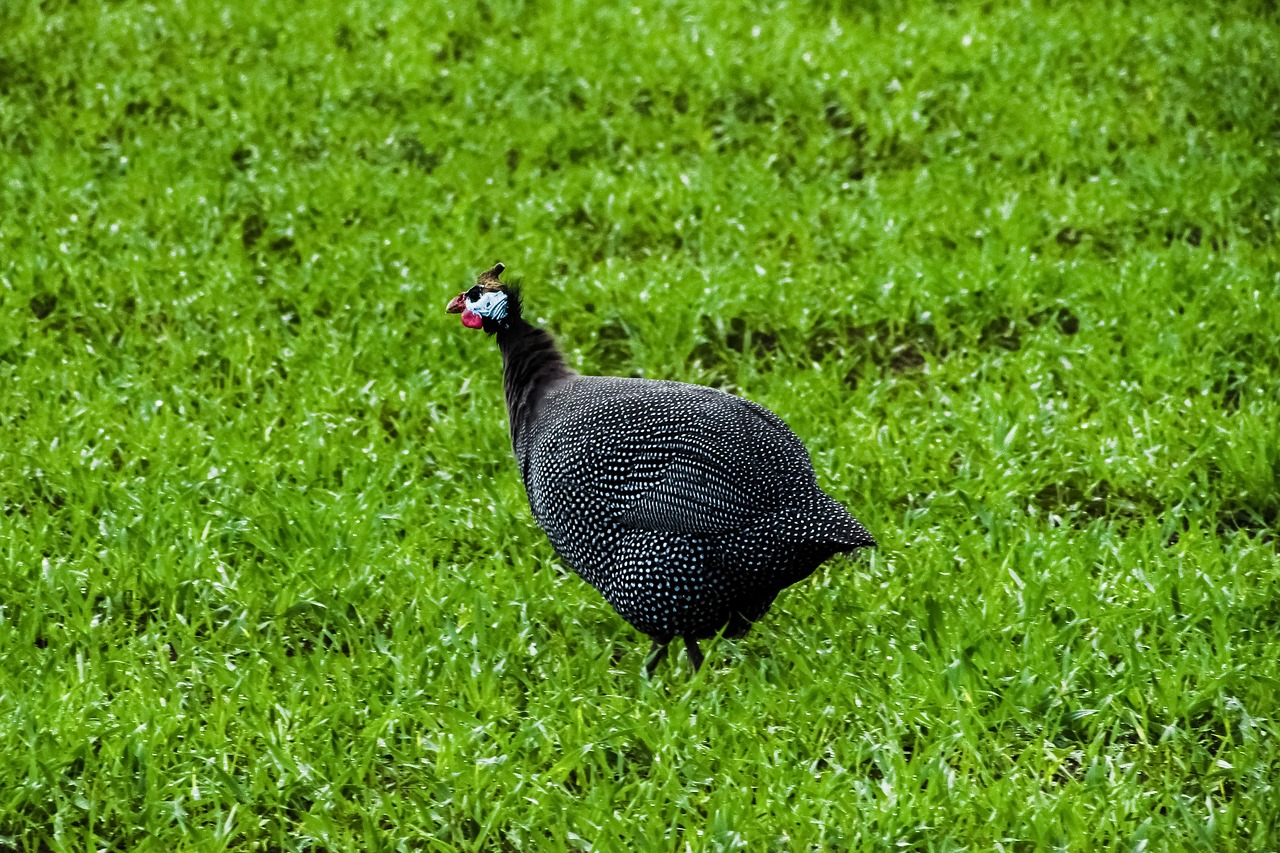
left=447, top=263, right=875, bottom=673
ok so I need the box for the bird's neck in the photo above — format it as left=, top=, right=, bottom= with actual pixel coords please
left=496, top=316, right=576, bottom=451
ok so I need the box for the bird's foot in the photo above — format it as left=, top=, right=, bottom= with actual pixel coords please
left=643, top=639, right=670, bottom=678
left=683, top=635, right=704, bottom=673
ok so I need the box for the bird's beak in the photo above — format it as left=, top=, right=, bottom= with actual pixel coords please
left=446, top=293, right=467, bottom=314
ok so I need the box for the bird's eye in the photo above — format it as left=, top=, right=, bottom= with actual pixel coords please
left=466, top=285, right=483, bottom=302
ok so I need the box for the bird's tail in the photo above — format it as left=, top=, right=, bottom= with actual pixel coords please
left=780, top=493, right=876, bottom=551
left=714, top=495, right=875, bottom=585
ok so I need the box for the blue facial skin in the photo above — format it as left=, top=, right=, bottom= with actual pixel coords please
left=467, top=290, right=508, bottom=322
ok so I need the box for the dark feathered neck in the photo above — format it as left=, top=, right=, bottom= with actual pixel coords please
left=494, top=312, right=575, bottom=455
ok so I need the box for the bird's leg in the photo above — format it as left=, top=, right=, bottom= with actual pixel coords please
left=643, top=639, right=670, bottom=678
left=725, top=611, right=753, bottom=639
left=683, top=636, right=704, bottom=673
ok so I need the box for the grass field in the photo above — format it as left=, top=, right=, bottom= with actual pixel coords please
left=3, top=0, right=1280, bottom=849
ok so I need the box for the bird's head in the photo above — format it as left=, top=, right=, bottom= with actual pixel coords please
left=446, top=262, right=518, bottom=332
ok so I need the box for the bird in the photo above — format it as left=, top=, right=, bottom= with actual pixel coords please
left=446, top=262, right=875, bottom=674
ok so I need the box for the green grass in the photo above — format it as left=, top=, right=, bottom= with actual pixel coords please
left=2, top=0, right=1279, bottom=849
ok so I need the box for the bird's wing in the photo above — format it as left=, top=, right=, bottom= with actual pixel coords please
left=526, top=381, right=816, bottom=536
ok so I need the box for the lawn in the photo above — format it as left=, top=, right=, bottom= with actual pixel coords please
left=2, top=0, right=1279, bottom=849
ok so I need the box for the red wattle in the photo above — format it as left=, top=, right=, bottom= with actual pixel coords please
left=461, top=308, right=484, bottom=329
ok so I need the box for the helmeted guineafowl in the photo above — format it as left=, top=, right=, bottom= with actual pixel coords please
left=447, top=262, right=876, bottom=674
